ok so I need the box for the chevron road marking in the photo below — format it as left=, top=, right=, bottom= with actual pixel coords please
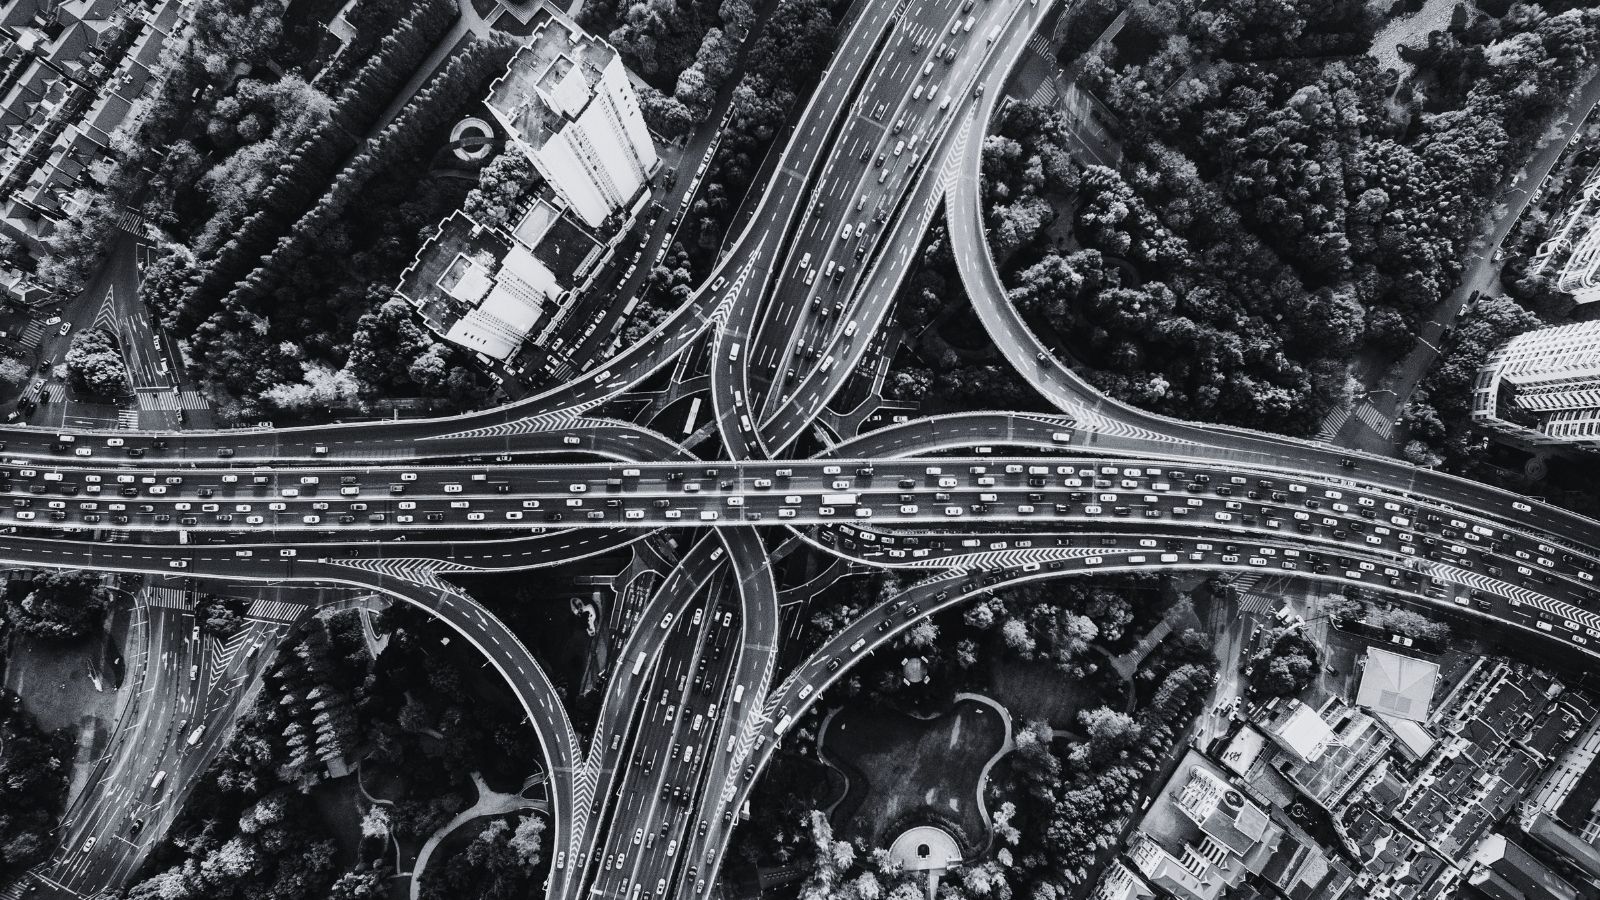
left=898, top=546, right=1101, bottom=570
left=91, top=287, right=118, bottom=332
left=206, top=628, right=253, bottom=689
left=430, top=407, right=600, bottom=441
left=1427, top=561, right=1600, bottom=632
left=327, top=557, right=489, bottom=587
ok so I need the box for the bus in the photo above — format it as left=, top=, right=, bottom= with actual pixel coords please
left=632, top=652, right=647, bottom=676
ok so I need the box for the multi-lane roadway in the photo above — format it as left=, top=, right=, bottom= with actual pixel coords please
left=7, top=1, right=1600, bottom=899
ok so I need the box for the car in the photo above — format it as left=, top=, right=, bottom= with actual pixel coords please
left=169, top=560, right=188, bottom=569
left=58, top=322, right=71, bottom=336
left=74, top=446, right=91, bottom=457
left=80, top=837, right=95, bottom=853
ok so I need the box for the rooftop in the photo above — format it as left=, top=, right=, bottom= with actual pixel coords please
left=486, top=19, right=615, bottom=154
left=1357, top=648, right=1439, bottom=723
left=1264, top=700, right=1334, bottom=762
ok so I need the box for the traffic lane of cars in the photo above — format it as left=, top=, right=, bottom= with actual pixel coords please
left=750, top=0, right=989, bottom=412
left=1, top=462, right=1590, bottom=588
left=753, top=1, right=1026, bottom=425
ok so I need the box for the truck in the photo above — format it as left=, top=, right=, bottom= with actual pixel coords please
left=774, top=714, right=794, bottom=736
left=632, top=651, right=647, bottom=676
left=187, top=726, right=204, bottom=747
left=821, top=493, right=858, bottom=507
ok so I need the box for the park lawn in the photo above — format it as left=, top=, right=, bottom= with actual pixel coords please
left=309, top=774, right=367, bottom=871
left=984, top=657, right=1095, bottom=730
left=821, top=698, right=1006, bottom=851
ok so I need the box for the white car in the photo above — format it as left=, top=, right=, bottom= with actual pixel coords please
left=74, top=447, right=91, bottom=457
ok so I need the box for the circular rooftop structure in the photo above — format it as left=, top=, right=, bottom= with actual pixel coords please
left=888, top=825, right=961, bottom=873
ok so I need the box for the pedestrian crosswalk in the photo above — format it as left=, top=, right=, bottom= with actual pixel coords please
left=1315, top=405, right=1352, bottom=441
left=1026, top=78, right=1059, bottom=107
left=246, top=598, right=307, bottom=623
left=146, top=586, right=189, bottom=610
left=16, top=319, right=43, bottom=349
left=117, top=408, right=140, bottom=429
left=135, top=389, right=210, bottom=411
left=1354, top=401, right=1394, bottom=440
left=1027, top=33, right=1053, bottom=59
left=115, top=207, right=145, bottom=237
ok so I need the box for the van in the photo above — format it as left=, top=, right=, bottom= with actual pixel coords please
left=986, top=23, right=999, bottom=42
left=963, top=15, right=974, bottom=30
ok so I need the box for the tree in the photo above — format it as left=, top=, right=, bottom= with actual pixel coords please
left=3, top=571, right=113, bottom=639
left=65, top=327, right=129, bottom=396
left=0, top=357, right=29, bottom=389
left=195, top=594, right=250, bottom=637
left=1366, top=607, right=1451, bottom=644
left=1069, top=708, right=1141, bottom=767
left=360, top=804, right=392, bottom=840
left=462, top=152, right=536, bottom=230
left=0, top=693, right=69, bottom=881
left=637, top=83, right=695, bottom=138
left=507, top=814, right=545, bottom=868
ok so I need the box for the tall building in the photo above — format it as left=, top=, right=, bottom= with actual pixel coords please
left=1529, top=165, right=1600, bottom=305
left=486, top=20, right=658, bottom=230
left=1472, top=321, right=1600, bottom=451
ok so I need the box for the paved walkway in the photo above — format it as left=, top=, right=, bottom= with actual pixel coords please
left=407, top=771, right=548, bottom=900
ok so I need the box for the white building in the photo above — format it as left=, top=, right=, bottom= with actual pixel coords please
left=1530, top=166, right=1600, bottom=305
left=1472, top=321, right=1600, bottom=451
left=486, top=21, right=657, bottom=230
